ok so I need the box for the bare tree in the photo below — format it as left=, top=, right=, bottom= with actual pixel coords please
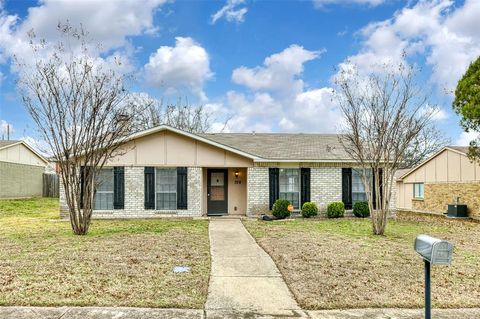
left=335, top=61, right=435, bottom=235
left=16, top=23, right=134, bottom=235
left=127, top=94, right=228, bottom=133
left=401, top=125, right=450, bottom=168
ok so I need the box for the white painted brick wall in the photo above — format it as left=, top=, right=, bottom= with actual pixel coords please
left=247, top=167, right=269, bottom=216
left=310, top=167, right=342, bottom=212
left=59, top=166, right=203, bottom=219
left=246, top=166, right=344, bottom=216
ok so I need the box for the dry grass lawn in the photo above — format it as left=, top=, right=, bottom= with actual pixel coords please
left=0, top=198, right=210, bottom=308
left=243, top=213, right=480, bottom=310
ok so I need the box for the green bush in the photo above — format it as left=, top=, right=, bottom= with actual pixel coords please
left=272, top=199, right=291, bottom=219
left=327, top=202, right=345, bottom=218
left=301, top=202, right=318, bottom=218
left=353, top=201, right=370, bottom=218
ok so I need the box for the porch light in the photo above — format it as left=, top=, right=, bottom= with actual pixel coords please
left=235, top=171, right=239, bottom=178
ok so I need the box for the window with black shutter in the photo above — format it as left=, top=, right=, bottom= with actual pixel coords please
left=300, top=168, right=311, bottom=207
left=177, top=167, right=188, bottom=210
left=144, top=167, right=155, bottom=209
left=269, top=168, right=279, bottom=210
left=342, top=168, right=352, bottom=210
left=113, top=167, right=124, bottom=209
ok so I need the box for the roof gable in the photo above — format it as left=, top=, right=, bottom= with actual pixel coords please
left=398, top=146, right=469, bottom=180
left=0, top=140, right=48, bottom=165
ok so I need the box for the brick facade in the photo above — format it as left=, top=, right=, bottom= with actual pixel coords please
left=246, top=167, right=269, bottom=216
left=59, top=166, right=203, bottom=219
left=412, top=182, right=480, bottom=218
left=245, top=166, right=345, bottom=216
left=59, top=164, right=393, bottom=219
left=310, top=167, right=342, bottom=213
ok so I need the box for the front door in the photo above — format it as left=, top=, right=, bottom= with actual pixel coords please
left=207, top=169, right=228, bottom=215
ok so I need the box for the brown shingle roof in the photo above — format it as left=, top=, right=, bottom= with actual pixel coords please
left=0, top=140, right=20, bottom=148
left=198, top=133, right=351, bottom=161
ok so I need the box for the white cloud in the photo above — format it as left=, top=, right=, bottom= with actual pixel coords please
left=232, top=45, right=322, bottom=96
left=313, top=0, right=386, bottom=9
left=211, top=0, right=248, bottom=24
left=220, top=45, right=340, bottom=132
left=341, top=0, right=480, bottom=93
left=455, top=131, right=479, bottom=146
left=289, top=88, right=340, bottom=131
left=6, top=0, right=166, bottom=50
left=144, top=37, right=212, bottom=100
left=419, top=105, right=449, bottom=122
left=431, top=108, right=448, bottom=121
left=0, top=0, right=167, bottom=73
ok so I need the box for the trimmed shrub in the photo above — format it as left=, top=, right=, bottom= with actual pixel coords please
left=272, top=199, right=291, bottom=219
left=327, top=202, right=345, bottom=218
left=353, top=201, right=370, bottom=218
left=301, top=202, right=318, bottom=218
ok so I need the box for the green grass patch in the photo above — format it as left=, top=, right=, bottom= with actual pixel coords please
left=0, top=198, right=210, bottom=308
left=243, top=216, right=480, bottom=310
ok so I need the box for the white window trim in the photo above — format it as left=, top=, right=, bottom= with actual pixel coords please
left=413, top=183, right=424, bottom=199
left=154, top=168, right=178, bottom=211
left=94, top=169, right=114, bottom=211
left=352, top=169, right=371, bottom=205
left=279, top=168, right=301, bottom=209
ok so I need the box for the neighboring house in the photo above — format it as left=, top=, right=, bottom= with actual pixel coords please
left=0, top=140, right=48, bottom=199
left=59, top=125, right=392, bottom=218
left=396, top=146, right=480, bottom=219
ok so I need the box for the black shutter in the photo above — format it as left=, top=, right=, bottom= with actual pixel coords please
left=80, top=166, right=85, bottom=209
left=177, top=167, right=188, bottom=210
left=113, top=167, right=124, bottom=209
left=300, top=168, right=311, bottom=207
left=372, top=168, right=384, bottom=210
left=144, top=167, right=155, bottom=209
left=342, top=168, right=352, bottom=210
left=269, top=168, right=279, bottom=210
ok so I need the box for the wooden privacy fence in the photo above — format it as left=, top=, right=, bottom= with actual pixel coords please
left=43, top=173, right=59, bottom=198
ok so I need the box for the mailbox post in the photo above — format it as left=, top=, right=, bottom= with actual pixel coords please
left=414, top=235, right=453, bottom=319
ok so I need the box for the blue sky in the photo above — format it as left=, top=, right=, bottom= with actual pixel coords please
left=0, top=0, right=479, bottom=149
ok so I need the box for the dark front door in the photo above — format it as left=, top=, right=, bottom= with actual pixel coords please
left=207, top=169, right=228, bottom=215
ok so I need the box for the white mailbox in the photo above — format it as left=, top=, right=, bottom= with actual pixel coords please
left=414, top=235, right=453, bottom=265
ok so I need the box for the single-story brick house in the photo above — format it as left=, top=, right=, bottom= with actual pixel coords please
left=0, top=140, right=48, bottom=198
left=59, top=125, right=393, bottom=218
left=396, top=146, right=480, bottom=219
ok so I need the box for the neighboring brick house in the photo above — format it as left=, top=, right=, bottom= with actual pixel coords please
left=396, top=146, right=480, bottom=219
left=0, top=140, right=48, bottom=198
left=59, top=125, right=389, bottom=218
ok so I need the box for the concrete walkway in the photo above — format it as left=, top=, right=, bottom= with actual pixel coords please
left=205, top=219, right=303, bottom=317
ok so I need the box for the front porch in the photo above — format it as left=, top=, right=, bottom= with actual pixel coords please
left=202, top=167, right=247, bottom=216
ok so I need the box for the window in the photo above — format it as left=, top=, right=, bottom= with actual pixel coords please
left=352, top=169, right=372, bottom=204
left=94, top=168, right=114, bottom=210
left=279, top=168, right=300, bottom=209
left=414, top=183, right=424, bottom=199
left=156, top=168, right=177, bottom=210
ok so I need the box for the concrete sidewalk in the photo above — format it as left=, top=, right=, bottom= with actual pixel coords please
left=205, top=219, right=302, bottom=316
left=2, top=306, right=480, bottom=319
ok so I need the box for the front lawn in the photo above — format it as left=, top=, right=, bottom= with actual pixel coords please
left=0, top=198, right=210, bottom=308
left=243, top=213, right=480, bottom=310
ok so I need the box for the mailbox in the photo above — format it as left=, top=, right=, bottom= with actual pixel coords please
left=415, top=235, right=453, bottom=265
left=415, top=235, right=453, bottom=319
